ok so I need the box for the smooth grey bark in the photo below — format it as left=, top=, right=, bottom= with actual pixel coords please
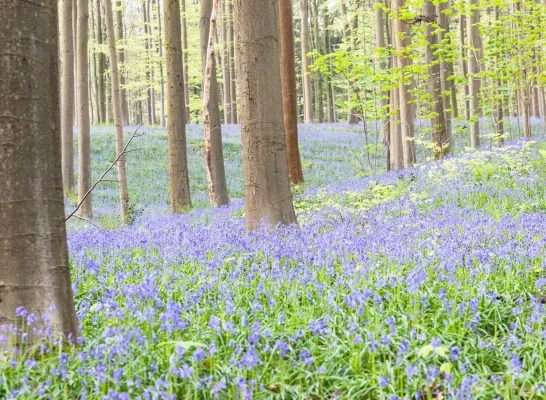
left=154, top=0, right=166, bottom=128
left=200, top=0, right=229, bottom=206
left=392, top=0, right=415, bottom=167
left=116, top=1, right=130, bottom=125
left=221, top=0, right=232, bottom=123
left=279, top=0, right=304, bottom=183
left=77, top=0, right=92, bottom=218
left=467, top=0, right=482, bottom=147
left=104, top=0, right=131, bottom=222
left=437, top=0, right=456, bottom=135
left=375, top=2, right=390, bottom=168
left=0, top=0, right=79, bottom=342
left=228, top=0, right=238, bottom=124
left=300, top=0, right=313, bottom=123
left=234, top=0, right=298, bottom=230
left=143, top=2, right=153, bottom=125
left=164, top=0, right=192, bottom=212
left=323, top=8, right=335, bottom=123
left=95, top=0, right=106, bottom=124
left=61, top=0, right=75, bottom=191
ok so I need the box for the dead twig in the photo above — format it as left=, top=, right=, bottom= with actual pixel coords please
left=65, top=125, right=144, bottom=222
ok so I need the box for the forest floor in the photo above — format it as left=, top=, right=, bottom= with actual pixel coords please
left=4, top=123, right=546, bottom=399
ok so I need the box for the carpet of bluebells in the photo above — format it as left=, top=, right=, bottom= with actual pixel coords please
left=4, top=123, right=546, bottom=399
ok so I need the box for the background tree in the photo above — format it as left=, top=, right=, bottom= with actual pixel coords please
left=234, top=0, right=298, bottom=230
left=300, top=0, right=314, bottom=123
left=61, top=0, right=75, bottom=191
left=1, top=0, right=78, bottom=341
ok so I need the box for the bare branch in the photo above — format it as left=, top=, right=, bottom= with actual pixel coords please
left=72, top=215, right=102, bottom=229
left=65, top=125, right=144, bottom=222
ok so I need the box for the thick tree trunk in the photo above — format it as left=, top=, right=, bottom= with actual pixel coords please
left=228, top=0, right=238, bottom=124
left=392, top=0, right=415, bottom=168
left=200, top=0, right=229, bottom=206
left=425, top=0, right=449, bottom=159
left=467, top=0, right=481, bottom=147
left=96, top=0, right=106, bottom=124
left=279, top=0, right=304, bottom=184
left=181, top=0, right=191, bottom=123
left=116, top=2, right=130, bottom=125
left=73, top=0, right=79, bottom=124
left=1, top=0, right=79, bottom=342
left=77, top=0, right=92, bottom=218
left=300, top=0, right=313, bottom=123
left=104, top=0, right=131, bottom=222
left=437, top=1, right=455, bottom=139
left=164, top=0, right=192, bottom=212
left=62, top=0, right=75, bottom=191
left=221, top=0, right=232, bottom=123
left=234, top=0, right=297, bottom=230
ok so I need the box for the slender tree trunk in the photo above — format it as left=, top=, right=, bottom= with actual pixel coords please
left=147, top=0, right=157, bottom=125
left=90, top=1, right=99, bottom=125
left=467, top=0, right=481, bottom=147
left=425, top=0, right=449, bottom=159
left=390, top=57, right=404, bottom=170
left=104, top=0, right=130, bottom=222
left=200, top=0, right=229, bottom=206
left=437, top=0, right=456, bottom=132
left=234, top=0, right=297, bottom=230
left=392, top=0, right=415, bottom=167
left=221, top=0, right=232, bottom=123
left=279, top=0, right=304, bottom=183
left=375, top=2, right=390, bottom=167
left=164, top=0, right=192, bottom=212
left=143, top=2, right=153, bottom=125
left=181, top=0, right=191, bottom=123
left=228, top=0, right=238, bottom=124
left=116, top=1, right=130, bottom=125
left=73, top=0, right=79, bottom=125
left=96, top=0, right=106, bottom=124
left=312, top=0, right=323, bottom=122
left=154, top=0, right=166, bottom=128
left=77, top=0, right=92, bottom=218
left=459, top=14, right=470, bottom=121
left=324, top=8, right=335, bottom=123
left=1, top=0, right=79, bottom=342
left=300, top=0, right=314, bottom=123
left=343, top=2, right=359, bottom=124
left=62, top=0, right=75, bottom=191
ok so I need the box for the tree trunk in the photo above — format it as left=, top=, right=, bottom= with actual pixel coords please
left=311, top=0, right=323, bottom=122
left=279, top=0, right=304, bottom=184
left=300, top=0, right=313, bottom=123
left=234, top=0, right=297, bottom=230
left=228, top=0, right=238, bottom=124
left=77, top=0, right=92, bottom=218
left=437, top=0, right=455, bottom=142
left=1, top=0, right=79, bottom=342
left=143, top=2, right=153, bottom=125
left=323, top=8, right=335, bottom=123
left=459, top=14, right=470, bottom=121
left=164, top=0, right=192, bottom=212
left=62, top=0, right=75, bottom=191
left=467, top=0, right=481, bottom=147
left=154, top=0, right=166, bottom=128
left=425, top=0, right=449, bottom=159
left=375, top=2, right=390, bottom=168
left=221, top=0, right=232, bottom=123
left=104, top=0, right=131, bottom=222
left=392, top=0, right=415, bottom=168
left=342, top=1, right=359, bottom=124
left=116, top=2, right=130, bottom=125
left=96, top=0, right=106, bottom=124
left=181, top=0, right=191, bottom=122
left=200, top=0, right=229, bottom=206
left=147, top=0, right=157, bottom=125
left=73, top=0, right=79, bottom=124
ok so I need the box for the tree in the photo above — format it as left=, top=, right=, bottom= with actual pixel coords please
left=116, top=1, right=130, bottom=125
left=300, top=0, right=314, bottom=123
left=95, top=0, right=107, bottom=124
left=234, top=0, right=298, bottom=230
left=221, top=0, right=232, bottom=124
left=1, top=0, right=78, bottom=341
left=228, top=0, right=238, bottom=124
left=77, top=0, right=93, bottom=218
left=181, top=0, right=191, bottom=123
left=375, top=1, right=390, bottom=168
left=279, top=0, right=304, bottom=183
left=200, top=0, right=229, bottom=206
left=164, top=0, right=192, bottom=213
left=392, top=0, right=415, bottom=167
left=61, top=0, right=75, bottom=191
left=467, top=0, right=482, bottom=147
left=104, top=0, right=131, bottom=222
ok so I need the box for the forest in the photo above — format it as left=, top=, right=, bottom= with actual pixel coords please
left=2, top=0, right=546, bottom=398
